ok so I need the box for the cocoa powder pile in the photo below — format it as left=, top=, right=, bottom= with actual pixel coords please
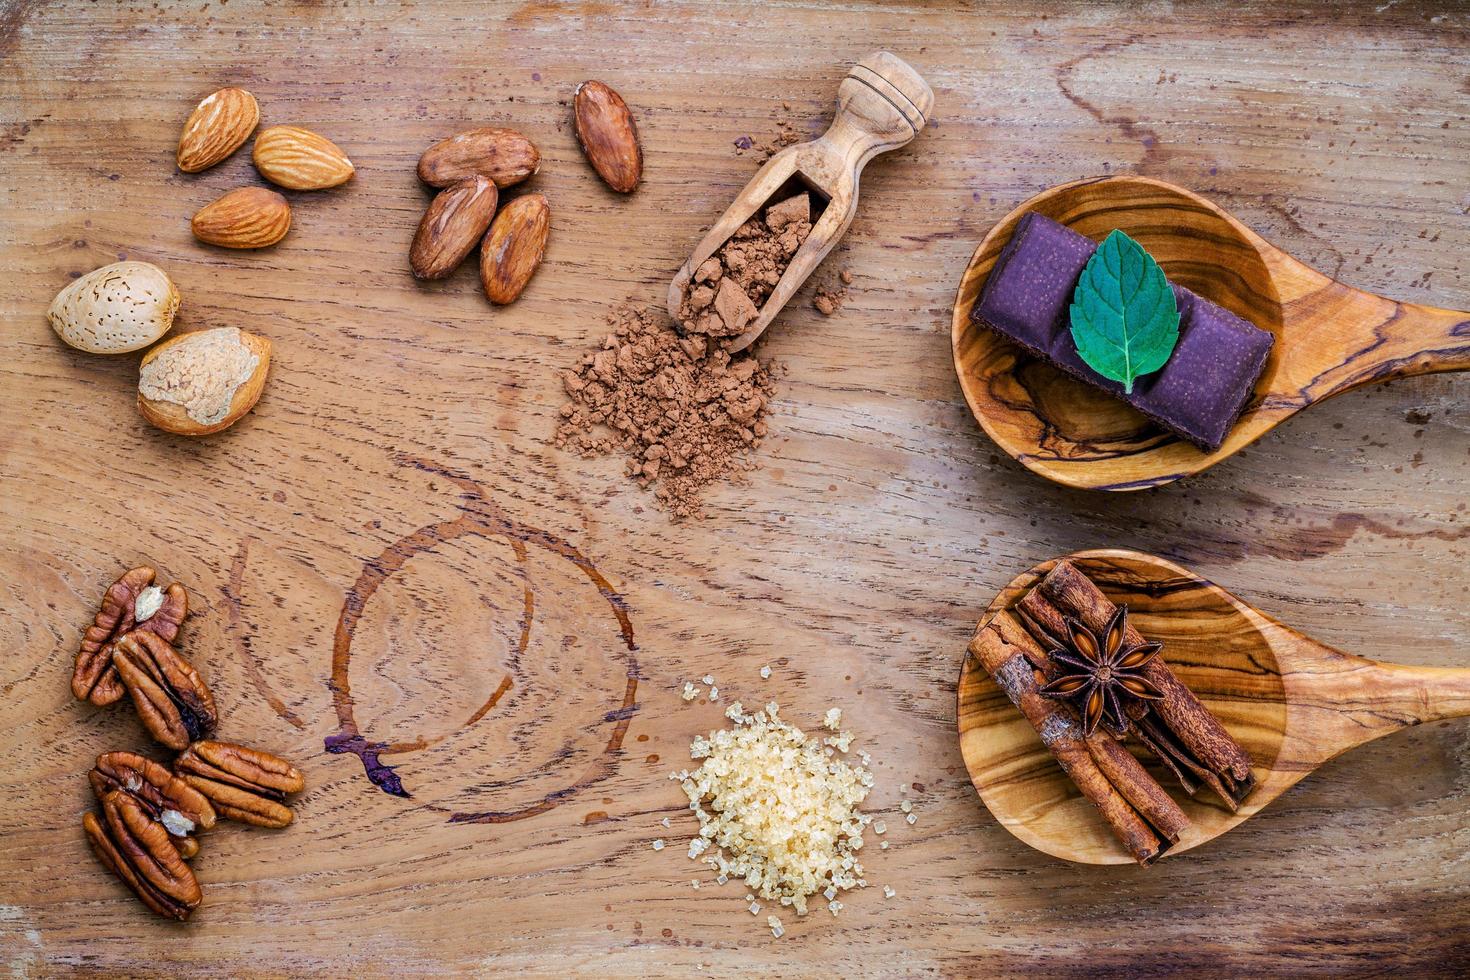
left=554, top=306, right=774, bottom=519
left=675, top=193, right=812, bottom=338
left=555, top=194, right=816, bottom=518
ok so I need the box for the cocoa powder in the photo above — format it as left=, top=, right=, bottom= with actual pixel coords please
left=814, top=268, right=853, bottom=316
left=676, top=193, right=812, bottom=338
left=734, top=110, right=802, bottom=163
left=554, top=305, right=773, bottom=519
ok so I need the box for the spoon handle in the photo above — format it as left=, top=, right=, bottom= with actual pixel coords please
left=1274, top=271, right=1470, bottom=404
left=1322, top=660, right=1470, bottom=758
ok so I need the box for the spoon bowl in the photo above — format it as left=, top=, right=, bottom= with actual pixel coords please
left=957, top=549, right=1470, bottom=864
left=951, top=177, right=1470, bottom=490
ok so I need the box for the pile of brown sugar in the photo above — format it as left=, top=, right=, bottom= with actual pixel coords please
left=675, top=193, right=812, bottom=339
left=554, top=305, right=774, bottom=519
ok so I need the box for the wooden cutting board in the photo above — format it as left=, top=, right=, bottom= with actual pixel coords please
left=2, top=1, right=1467, bottom=975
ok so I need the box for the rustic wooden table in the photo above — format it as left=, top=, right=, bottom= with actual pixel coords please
left=3, top=1, right=1467, bottom=974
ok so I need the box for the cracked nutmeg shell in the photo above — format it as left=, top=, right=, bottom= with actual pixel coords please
left=112, top=631, right=217, bottom=751
left=176, top=740, right=304, bottom=828
left=572, top=80, right=642, bottom=193
left=85, top=791, right=202, bottom=920
left=176, top=86, right=259, bottom=173
left=410, top=176, right=498, bottom=280
left=480, top=193, right=550, bottom=305
left=72, top=567, right=189, bottom=706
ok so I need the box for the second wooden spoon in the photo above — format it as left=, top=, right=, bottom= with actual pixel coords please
left=957, top=549, right=1470, bottom=864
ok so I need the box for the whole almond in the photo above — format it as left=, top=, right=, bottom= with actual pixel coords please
left=191, top=187, right=291, bottom=249
left=48, top=262, right=180, bottom=354
left=410, top=177, right=498, bottom=280
left=480, top=193, right=550, bottom=305
left=138, top=327, right=271, bottom=436
left=252, top=125, right=355, bottom=190
left=177, top=87, right=259, bottom=173
left=417, top=128, right=540, bottom=189
left=572, top=81, right=641, bottom=194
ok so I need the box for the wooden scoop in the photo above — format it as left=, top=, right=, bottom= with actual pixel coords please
left=957, top=549, right=1470, bottom=864
left=951, top=176, right=1470, bottom=491
left=668, top=51, right=933, bottom=353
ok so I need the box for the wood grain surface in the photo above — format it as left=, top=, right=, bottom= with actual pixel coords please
left=2, top=0, right=1468, bottom=975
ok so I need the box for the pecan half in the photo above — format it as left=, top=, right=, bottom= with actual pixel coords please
left=84, top=791, right=202, bottom=920
left=72, top=567, right=188, bottom=706
left=90, top=750, right=216, bottom=849
left=176, top=740, right=303, bottom=828
left=112, top=631, right=217, bottom=750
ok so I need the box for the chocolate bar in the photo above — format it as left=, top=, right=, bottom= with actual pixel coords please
left=972, top=211, right=1273, bottom=451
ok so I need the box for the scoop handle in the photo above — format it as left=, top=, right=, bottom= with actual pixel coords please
left=818, top=51, right=934, bottom=172
left=1318, top=293, right=1470, bottom=397
left=670, top=53, right=933, bottom=349
left=721, top=54, right=933, bottom=351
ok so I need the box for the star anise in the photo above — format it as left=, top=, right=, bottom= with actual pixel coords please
left=1038, top=606, right=1163, bottom=736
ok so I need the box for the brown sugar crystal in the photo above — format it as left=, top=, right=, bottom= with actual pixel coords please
left=554, top=305, right=774, bottom=519
left=676, top=193, right=812, bottom=339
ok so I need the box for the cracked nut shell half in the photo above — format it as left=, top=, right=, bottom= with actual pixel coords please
left=137, top=327, right=271, bottom=436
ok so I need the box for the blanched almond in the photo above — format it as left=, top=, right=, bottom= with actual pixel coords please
left=410, top=177, right=498, bottom=280
left=480, top=193, right=550, bottom=305
left=252, top=125, right=355, bottom=190
left=137, top=327, right=271, bottom=436
left=417, top=128, right=540, bottom=189
left=191, top=187, right=291, bottom=249
left=177, top=87, right=259, bottom=173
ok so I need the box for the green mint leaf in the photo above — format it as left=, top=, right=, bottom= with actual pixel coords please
left=1068, top=229, right=1181, bottom=394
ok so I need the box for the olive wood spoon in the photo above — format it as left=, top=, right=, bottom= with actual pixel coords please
left=951, top=176, right=1470, bottom=491
left=669, top=51, right=933, bottom=353
left=957, top=548, right=1470, bottom=864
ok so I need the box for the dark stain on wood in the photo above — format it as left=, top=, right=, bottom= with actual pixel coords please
left=325, top=453, right=640, bottom=821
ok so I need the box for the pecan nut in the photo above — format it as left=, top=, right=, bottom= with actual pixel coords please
left=83, top=790, right=202, bottom=920
left=176, top=740, right=304, bottom=828
left=90, top=750, right=216, bottom=851
left=72, top=566, right=188, bottom=706
left=112, top=631, right=217, bottom=750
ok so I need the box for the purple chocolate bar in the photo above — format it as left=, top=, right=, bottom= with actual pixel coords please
left=972, top=211, right=1273, bottom=451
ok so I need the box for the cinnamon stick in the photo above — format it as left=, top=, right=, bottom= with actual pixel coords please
left=969, top=611, right=1189, bottom=865
left=1019, top=560, right=1256, bottom=810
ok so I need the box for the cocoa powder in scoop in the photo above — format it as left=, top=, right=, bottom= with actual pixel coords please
left=554, top=305, right=773, bottom=519
left=676, top=193, right=812, bottom=338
